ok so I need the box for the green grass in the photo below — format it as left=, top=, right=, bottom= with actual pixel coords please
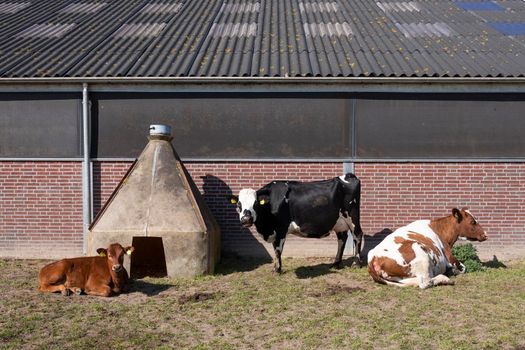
left=0, top=257, right=524, bottom=349
left=452, top=243, right=485, bottom=272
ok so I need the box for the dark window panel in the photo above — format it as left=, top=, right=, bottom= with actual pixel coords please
left=93, top=94, right=352, bottom=159
left=0, top=93, right=81, bottom=158
left=355, top=98, right=525, bottom=158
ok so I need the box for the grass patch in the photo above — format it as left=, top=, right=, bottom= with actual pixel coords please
left=452, top=243, right=485, bottom=272
left=0, top=257, right=524, bottom=349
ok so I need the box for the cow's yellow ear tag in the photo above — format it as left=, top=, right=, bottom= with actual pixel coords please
left=259, top=199, right=266, bottom=205
left=230, top=198, right=238, bottom=204
left=98, top=252, right=106, bottom=257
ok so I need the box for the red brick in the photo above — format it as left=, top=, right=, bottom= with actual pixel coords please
left=2, top=161, right=525, bottom=258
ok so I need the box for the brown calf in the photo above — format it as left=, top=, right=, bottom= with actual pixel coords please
left=38, top=243, right=134, bottom=297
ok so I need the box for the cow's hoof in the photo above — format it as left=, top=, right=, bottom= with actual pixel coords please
left=331, top=261, right=343, bottom=269
left=61, top=288, right=71, bottom=296
left=273, top=267, right=282, bottom=274
left=354, top=257, right=364, bottom=268
left=458, top=263, right=466, bottom=274
left=71, top=287, right=82, bottom=295
left=452, top=263, right=466, bottom=275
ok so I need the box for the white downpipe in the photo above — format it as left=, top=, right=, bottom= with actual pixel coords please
left=82, top=83, right=91, bottom=255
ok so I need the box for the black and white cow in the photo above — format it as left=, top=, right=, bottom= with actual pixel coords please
left=227, top=173, right=363, bottom=273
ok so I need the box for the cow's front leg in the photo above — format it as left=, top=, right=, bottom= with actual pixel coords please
left=443, top=245, right=465, bottom=275
left=272, top=236, right=286, bottom=274
left=85, top=284, right=112, bottom=297
left=332, top=231, right=348, bottom=269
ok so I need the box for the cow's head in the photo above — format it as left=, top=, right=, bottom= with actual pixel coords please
left=452, top=208, right=488, bottom=242
left=97, top=243, right=135, bottom=273
left=227, top=189, right=270, bottom=228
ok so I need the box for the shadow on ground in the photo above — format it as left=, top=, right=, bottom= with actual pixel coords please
left=215, top=254, right=272, bottom=275
left=128, top=279, right=174, bottom=297
left=294, top=257, right=361, bottom=279
left=292, top=229, right=394, bottom=280
left=483, top=255, right=507, bottom=269
left=360, top=229, right=393, bottom=264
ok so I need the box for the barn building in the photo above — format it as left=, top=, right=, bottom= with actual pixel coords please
left=1, top=0, right=525, bottom=260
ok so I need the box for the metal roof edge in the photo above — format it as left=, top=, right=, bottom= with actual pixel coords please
left=1, top=76, right=525, bottom=84
left=0, top=77, right=524, bottom=94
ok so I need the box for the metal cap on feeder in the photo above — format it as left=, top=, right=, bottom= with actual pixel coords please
left=149, top=124, right=173, bottom=141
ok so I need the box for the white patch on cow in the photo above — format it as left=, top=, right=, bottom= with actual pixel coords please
left=368, top=219, right=450, bottom=285
left=464, top=209, right=487, bottom=237
left=458, top=262, right=466, bottom=274
left=430, top=274, right=453, bottom=286
left=343, top=231, right=357, bottom=256
left=338, top=175, right=349, bottom=183
left=287, top=221, right=309, bottom=237
left=276, top=238, right=286, bottom=253
left=290, top=221, right=300, bottom=231
left=409, top=243, right=434, bottom=288
left=238, top=188, right=257, bottom=221
left=465, top=209, right=478, bottom=223
left=332, top=212, right=354, bottom=233
left=267, top=232, right=277, bottom=243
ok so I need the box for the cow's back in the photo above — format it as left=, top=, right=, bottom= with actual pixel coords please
left=38, top=259, right=70, bottom=287
left=39, top=256, right=109, bottom=289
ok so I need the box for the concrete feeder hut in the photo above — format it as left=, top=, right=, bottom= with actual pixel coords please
left=88, top=125, right=220, bottom=278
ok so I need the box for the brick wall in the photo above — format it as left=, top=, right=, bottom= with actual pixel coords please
left=0, top=162, right=83, bottom=258
left=2, top=161, right=525, bottom=259
left=92, top=161, right=344, bottom=259
left=184, top=162, right=344, bottom=258
left=92, top=161, right=134, bottom=216
left=356, top=163, right=525, bottom=259
left=90, top=161, right=525, bottom=259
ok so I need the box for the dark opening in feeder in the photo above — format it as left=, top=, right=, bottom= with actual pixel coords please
left=130, top=237, right=168, bottom=278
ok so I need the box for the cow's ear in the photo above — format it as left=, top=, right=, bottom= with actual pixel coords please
left=452, top=208, right=463, bottom=223
left=97, top=248, right=107, bottom=257
left=125, top=246, right=135, bottom=256
left=227, top=195, right=239, bottom=205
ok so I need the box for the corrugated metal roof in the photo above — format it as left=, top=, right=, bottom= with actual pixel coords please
left=0, top=0, right=524, bottom=78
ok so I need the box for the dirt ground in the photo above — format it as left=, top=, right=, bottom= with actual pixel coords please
left=1, top=256, right=524, bottom=349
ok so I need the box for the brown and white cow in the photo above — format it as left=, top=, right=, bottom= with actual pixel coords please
left=367, top=208, right=487, bottom=289
left=38, top=243, right=134, bottom=297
